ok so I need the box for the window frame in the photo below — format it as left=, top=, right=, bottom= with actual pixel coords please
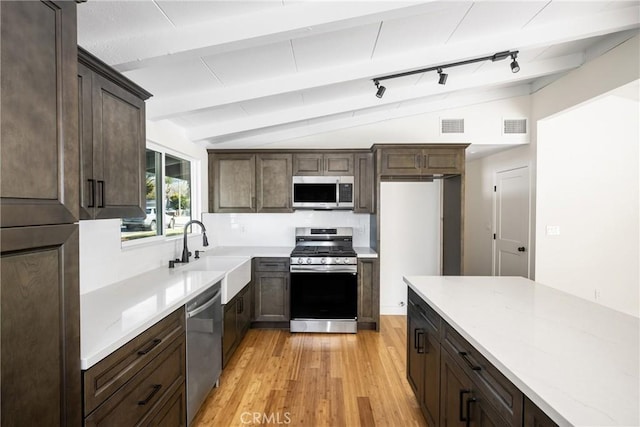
left=121, top=141, right=201, bottom=248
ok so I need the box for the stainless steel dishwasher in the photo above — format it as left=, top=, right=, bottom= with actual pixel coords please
left=186, top=282, right=222, bottom=426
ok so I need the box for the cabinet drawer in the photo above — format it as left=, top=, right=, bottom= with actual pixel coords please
left=442, top=322, right=523, bottom=426
left=85, top=334, right=185, bottom=426
left=407, top=288, right=441, bottom=341
left=83, top=307, right=185, bottom=415
left=144, top=379, right=187, bottom=427
left=254, top=257, right=289, bottom=272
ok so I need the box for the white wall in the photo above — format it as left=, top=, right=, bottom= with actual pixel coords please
left=380, top=182, right=441, bottom=315
left=79, top=120, right=209, bottom=294
left=202, top=211, right=371, bottom=247
left=464, top=145, right=533, bottom=276
left=536, top=92, right=639, bottom=317
left=253, top=95, right=530, bottom=149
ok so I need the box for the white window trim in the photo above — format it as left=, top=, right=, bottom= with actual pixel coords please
left=121, top=142, right=201, bottom=248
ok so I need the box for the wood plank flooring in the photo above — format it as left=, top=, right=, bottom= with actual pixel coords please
left=193, top=316, right=426, bottom=427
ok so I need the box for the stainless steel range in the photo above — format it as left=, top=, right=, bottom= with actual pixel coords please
left=290, top=227, right=358, bottom=333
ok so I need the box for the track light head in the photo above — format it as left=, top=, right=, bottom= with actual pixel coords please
left=374, top=80, right=386, bottom=98
left=437, top=68, right=448, bottom=85
left=510, top=53, right=520, bottom=73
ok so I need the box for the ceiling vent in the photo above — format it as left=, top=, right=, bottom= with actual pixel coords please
left=503, top=118, right=527, bottom=135
left=440, top=118, right=465, bottom=134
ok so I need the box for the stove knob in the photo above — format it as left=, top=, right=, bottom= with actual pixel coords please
left=298, top=258, right=304, bottom=264
left=320, top=258, right=326, bottom=264
left=335, top=258, right=342, bottom=264
left=306, top=258, right=312, bottom=264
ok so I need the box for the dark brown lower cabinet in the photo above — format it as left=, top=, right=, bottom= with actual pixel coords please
left=83, top=307, right=186, bottom=426
left=0, top=224, right=81, bottom=427
left=440, top=350, right=506, bottom=427
left=252, top=258, right=290, bottom=326
left=223, top=283, right=252, bottom=367
left=524, top=397, right=558, bottom=427
left=357, top=258, right=379, bottom=329
left=407, top=289, right=440, bottom=426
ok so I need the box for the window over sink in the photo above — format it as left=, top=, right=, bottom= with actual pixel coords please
left=121, top=148, right=193, bottom=242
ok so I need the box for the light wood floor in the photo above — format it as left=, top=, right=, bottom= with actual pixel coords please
left=192, top=316, right=426, bottom=427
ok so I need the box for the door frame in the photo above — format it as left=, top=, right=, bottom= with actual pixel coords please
left=492, top=164, right=533, bottom=278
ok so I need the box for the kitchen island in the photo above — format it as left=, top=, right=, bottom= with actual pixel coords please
left=404, top=275, right=639, bottom=427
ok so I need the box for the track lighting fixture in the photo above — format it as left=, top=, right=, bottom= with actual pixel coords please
left=374, top=80, right=386, bottom=98
left=372, top=49, right=519, bottom=97
left=437, top=68, right=447, bottom=85
left=510, top=52, right=520, bottom=73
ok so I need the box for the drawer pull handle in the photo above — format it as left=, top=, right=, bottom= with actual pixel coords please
left=138, top=338, right=162, bottom=355
left=459, top=351, right=482, bottom=371
left=465, top=397, right=477, bottom=427
left=138, top=384, right=162, bottom=406
left=262, top=263, right=280, bottom=267
left=459, top=389, right=471, bottom=421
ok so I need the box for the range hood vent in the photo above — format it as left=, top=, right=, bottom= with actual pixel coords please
left=503, top=118, right=527, bottom=134
left=440, top=118, right=465, bottom=134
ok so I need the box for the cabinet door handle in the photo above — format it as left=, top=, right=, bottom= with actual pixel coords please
left=137, top=338, right=162, bottom=355
left=87, top=179, right=96, bottom=207
left=416, top=329, right=426, bottom=354
left=459, top=351, right=482, bottom=371
left=459, top=389, right=471, bottom=421
left=138, top=384, right=162, bottom=406
left=465, top=397, right=477, bottom=427
left=97, top=180, right=105, bottom=208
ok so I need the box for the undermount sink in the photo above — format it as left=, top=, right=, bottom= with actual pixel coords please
left=180, top=256, right=251, bottom=304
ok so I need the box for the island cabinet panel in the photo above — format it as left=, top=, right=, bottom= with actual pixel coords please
left=407, top=288, right=526, bottom=427
left=357, top=258, right=379, bottom=328
left=252, top=258, right=290, bottom=325
left=83, top=307, right=186, bottom=426
left=524, top=397, right=558, bottom=427
left=292, top=152, right=354, bottom=176
left=354, top=152, right=374, bottom=213
left=78, top=47, right=151, bottom=220
left=209, top=152, right=293, bottom=213
left=0, top=0, right=79, bottom=228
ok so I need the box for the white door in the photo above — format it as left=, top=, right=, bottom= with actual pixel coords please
left=493, top=166, right=530, bottom=278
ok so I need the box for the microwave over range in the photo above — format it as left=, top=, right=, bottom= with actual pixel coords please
left=292, top=176, right=354, bottom=210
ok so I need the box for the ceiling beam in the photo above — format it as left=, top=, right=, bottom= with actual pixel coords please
left=186, top=53, right=583, bottom=142
left=147, top=5, right=639, bottom=120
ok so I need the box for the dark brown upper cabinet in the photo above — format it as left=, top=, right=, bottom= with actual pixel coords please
left=293, top=152, right=354, bottom=176
left=354, top=152, right=374, bottom=213
left=78, top=47, right=152, bottom=220
left=378, top=146, right=464, bottom=177
left=209, top=152, right=292, bottom=213
left=0, top=0, right=79, bottom=228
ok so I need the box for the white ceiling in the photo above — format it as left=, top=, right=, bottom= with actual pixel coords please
left=77, top=1, right=640, bottom=150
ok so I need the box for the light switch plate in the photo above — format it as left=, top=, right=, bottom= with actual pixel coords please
left=546, top=225, right=561, bottom=236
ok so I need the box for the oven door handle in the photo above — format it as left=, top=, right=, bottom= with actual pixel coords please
left=290, top=266, right=357, bottom=274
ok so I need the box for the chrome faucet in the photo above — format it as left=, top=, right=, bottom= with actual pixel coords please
left=169, top=220, right=209, bottom=267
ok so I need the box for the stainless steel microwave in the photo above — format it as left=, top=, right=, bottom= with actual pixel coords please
left=292, top=176, right=354, bottom=210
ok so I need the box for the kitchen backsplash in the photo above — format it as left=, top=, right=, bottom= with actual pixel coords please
left=202, top=212, right=371, bottom=247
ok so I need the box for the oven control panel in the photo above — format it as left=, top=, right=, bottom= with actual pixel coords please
left=291, top=257, right=357, bottom=266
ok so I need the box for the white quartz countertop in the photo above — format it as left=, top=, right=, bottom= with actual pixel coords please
left=81, top=268, right=225, bottom=369
left=404, top=276, right=639, bottom=427
left=354, top=247, right=378, bottom=258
